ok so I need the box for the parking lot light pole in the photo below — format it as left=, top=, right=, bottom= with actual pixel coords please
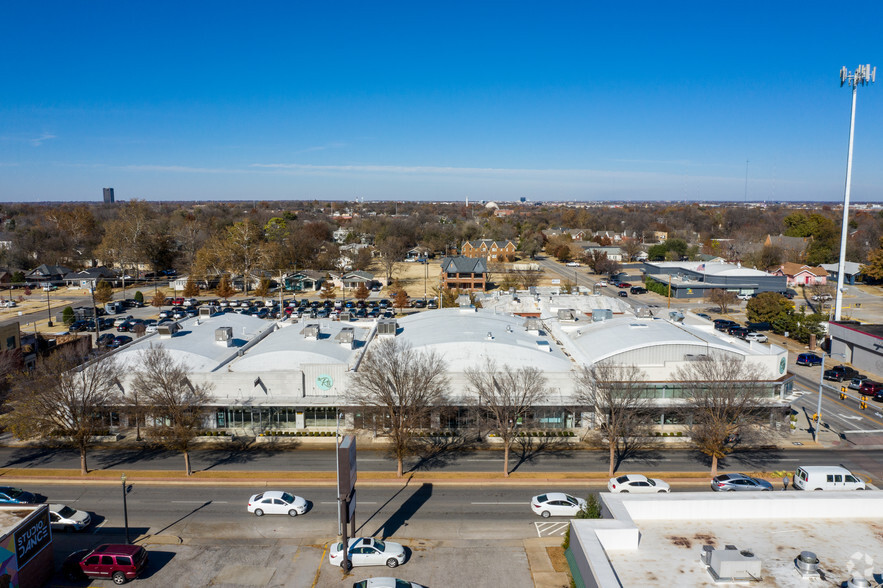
left=336, top=411, right=342, bottom=537
left=835, top=64, right=875, bottom=321
left=121, top=472, right=130, bottom=544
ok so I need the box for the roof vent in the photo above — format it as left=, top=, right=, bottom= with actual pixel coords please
left=847, top=578, right=872, bottom=588
left=302, top=323, right=320, bottom=340
left=486, top=332, right=494, bottom=340
left=702, top=545, right=762, bottom=583
left=506, top=325, right=513, bottom=333
left=158, top=322, right=181, bottom=339
left=214, top=326, right=232, bottom=346
left=794, top=551, right=820, bottom=579
left=377, top=319, right=397, bottom=336
left=628, top=323, right=648, bottom=328
left=536, top=341, right=552, bottom=352
left=557, top=308, right=577, bottom=321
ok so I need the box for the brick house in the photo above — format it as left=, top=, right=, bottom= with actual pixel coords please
left=460, top=239, right=516, bottom=261
left=440, top=256, right=488, bottom=291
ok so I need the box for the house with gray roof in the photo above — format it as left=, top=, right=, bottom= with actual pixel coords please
left=441, top=256, right=488, bottom=291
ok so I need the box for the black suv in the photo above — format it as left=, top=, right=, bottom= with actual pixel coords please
left=824, top=365, right=859, bottom=382
left=629, top=286, right=647, bottom=295
left=713, top=319, right=738, bottom=332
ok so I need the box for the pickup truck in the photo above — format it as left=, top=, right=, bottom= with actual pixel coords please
left=823, top=365, right=859, bottom=382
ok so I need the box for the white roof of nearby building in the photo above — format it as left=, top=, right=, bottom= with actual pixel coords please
left=114, top=313, right=275, bottom=373
left=228, top=319, right=371, bottom=372
left=573, top=492, right=883, bottom=588
left=649, top=261, right=769, bottom=277
left=395, top=308, right=573, bottom=372
left=821, top=261, right=863, bottom=275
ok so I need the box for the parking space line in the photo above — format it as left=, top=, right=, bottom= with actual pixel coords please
left=311, top=542, right=329, bottom=588
left=534, top=522, right=569, bottom=537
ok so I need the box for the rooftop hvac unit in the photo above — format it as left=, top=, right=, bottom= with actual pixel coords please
left=158, top=322, right=181, bottom=338
left=703, top=545, right=762, bottom=583
left=557, top=309, right=577, bottom=321
left=377, top=319, right=397, bottom=336
left=302, top=324, right=320, bottom=339
left=199, top=305, right=218, bottom=317
left=213, top=326, right=231, bottom=346
left=335, top=327, right=355, bottom=347
left=592, top=309, right=612, bottom=322
left=523, top=318, right=542, bottom=333
left=634, top=306, right=652, bottom=318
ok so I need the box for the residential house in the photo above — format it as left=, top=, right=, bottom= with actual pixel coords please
left=769, top=263, right=827, bottom=287
left=541, top=228, right=592, bottom=241
left=821, top=261, right=863, bottom=285
left=765, top=234, right=810, bottom=261
left=440, top=256, right=488, bottom=291
left=577, top=245, right=624, bottom=262
left=460, top=239, right=517, bottom=262
left=331, top=270, right=377, bottom=290
left=27, top=264, right=72, bottom=284
left=284, top=271, right=326, bottom=292
left=62, top=267, right=116, bottom=289
left=332, top=227, right=352, bottom=244
left=406, top=246, right=432, bottom=260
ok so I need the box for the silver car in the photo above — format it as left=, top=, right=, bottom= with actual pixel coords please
left=711, top=473, right=773, bottom=492
left=49, top=504, right=92, bottom=532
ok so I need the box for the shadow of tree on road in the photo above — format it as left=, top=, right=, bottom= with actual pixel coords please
left=508, top=436, right=574, bottom=474
left=405, top=436, right=475, bottom=473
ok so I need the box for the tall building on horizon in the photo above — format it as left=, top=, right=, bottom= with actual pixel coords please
left=103, top=188, right=114, bottom=203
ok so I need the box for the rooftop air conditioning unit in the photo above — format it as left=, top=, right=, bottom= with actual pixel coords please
left=592, top=309, right=612, bottom=322
left=335, top=327, right=355, bottom=348
left=302, top=323, right=320, bottom=340
left=523, top=318, right=542, bottom=334
left=557, top=309, right=577, bottom=322
left=702, top=545, right=762, bottom=583
left=158, top=322, right=181, bottom=339
left=377, top=319, right=397, bottom=336
left=213, top=326, right=232, bottom=346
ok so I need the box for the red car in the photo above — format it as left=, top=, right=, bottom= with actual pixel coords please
left=617, top=282, right=632, bottom=289
left=859, top=381, right=883, bottom=396
left=63, top=544, right=148, bottom=585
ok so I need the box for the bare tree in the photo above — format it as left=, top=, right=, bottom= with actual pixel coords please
left=465, top=357, right=549, bottom=476
left=574, top=362, right=651, bottom=477
left=348, top=338, right=449, bottom=477
left=131, top=345, right=213, bottom=476
left=1, top=348, right=120, bottom=475
left=708, top=289, right=738, bottom=314
left=674, top=354, right=767, bottom=476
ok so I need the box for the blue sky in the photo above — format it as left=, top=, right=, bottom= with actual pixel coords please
left=2, top=2, right=883, bottom=203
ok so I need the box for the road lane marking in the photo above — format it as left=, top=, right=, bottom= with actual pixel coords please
left=92, top=520, right=107, bottom=534
left=843, top=430, right=883, bottom=434
left=320, top=501, right=377, bottom=505
left=471, top=502, right=524, bottom=505
left=171, top=500, right=226, bottom=504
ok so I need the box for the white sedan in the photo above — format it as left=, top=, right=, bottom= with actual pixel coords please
left=607, top=474, right=670, bottom=493
left=353, top=579, right=426, bottom=588
left=49, top=504, right=91, bottom=532
left=530, top=493, right=587, bottom=518
left=744, top=332, right=768, bottom=343
left=329, top=537, right=406, bottom=570
left=247, top=491, right=308, bottom=516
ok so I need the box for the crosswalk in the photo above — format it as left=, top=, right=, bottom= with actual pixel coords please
left=534, top=521, right=569, bottom=537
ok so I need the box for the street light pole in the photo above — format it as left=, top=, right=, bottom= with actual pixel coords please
left=834, top=64, right=875, bottom=321
left=121, top=472, right=130, bottom=544
left=45, top=288, right=53, bottom=327
left=336, top=411, right=342, bottom=537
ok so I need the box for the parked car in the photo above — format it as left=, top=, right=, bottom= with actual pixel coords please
left=617, top=282, right=632, bottom=289
left=746, top=321, right=772, bottom=332
left=793, top=466, right=865, bottom=491
left=247, top=491, right=308, bottom=516
left=811, top=293, right=833, bottom=302
left=62, top=544, right=149, bottom=585
left=629, top=286, right=647, bottom=294
left=796, top=353, right=823, bottom=367
left=49, top=503, right=92, bottom=532
left=565, top=262, right=580, bottom=267
left=848, top=375, right=869, bottom=390
left=710, top=473, right=772, bottom=492
left=0, top=487, right=35, bottom=504
left=352, top=579, right=426, bottom=588
left=530, top=493, right=587, bottom=518
left=607, top=474, right=670, bottom=494
left=110, top=335, right=132, bottom=348
left=744, top=332, right=768, bottom=343
left=329, top=537, right=406, bottom=569
left=859, top=381, right=883, bottom=396
left=736, top=293, right=753, bottom=300
left=729, top=327, right=750, bottom=339
left=824, top=365, right=859, bottom=382
left=97, top=333, right=116, bottom=347
left=713, top=319, right=738, bottom=332
left=696, top=313, right=711, bottom=320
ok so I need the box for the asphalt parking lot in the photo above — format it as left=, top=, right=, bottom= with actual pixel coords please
left=47, top=536, right=534, bottom=588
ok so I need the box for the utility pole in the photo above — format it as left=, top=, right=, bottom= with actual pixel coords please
left=834, top=64, right=875, bottom=321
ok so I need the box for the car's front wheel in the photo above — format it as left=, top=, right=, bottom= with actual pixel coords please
left=288, top=509, right=298, bottom=517
left=386, top=558, right=399, bottom=568
left=254, top=508, right=264, bottom=517
left=112, top=571, right=127, bottom=585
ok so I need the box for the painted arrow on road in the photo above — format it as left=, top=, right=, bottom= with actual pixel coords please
left=838, top=414, right=863, bottom=421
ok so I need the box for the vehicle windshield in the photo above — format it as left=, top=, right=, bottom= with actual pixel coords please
left=6, top=489, right=22, bottom=498
left=615, top=476, right=629, bottom=484
left=281, top=493, right=295, bottom=504
left=647, top=479, right=657, bottom=486
left=373, top=540, right=385, bottom=551
left=57, top=506, right=76, bottom=518
left=564, top=495, right=577, bottom=503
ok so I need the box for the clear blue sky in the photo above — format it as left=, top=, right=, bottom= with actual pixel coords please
left=2, top=2, right=883, bottom=203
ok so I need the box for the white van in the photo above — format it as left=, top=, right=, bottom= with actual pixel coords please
left=793, top=466, right=866, bottom=491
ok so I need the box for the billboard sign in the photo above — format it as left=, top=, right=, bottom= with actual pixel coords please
left=337, top=435, right=357, bottom=500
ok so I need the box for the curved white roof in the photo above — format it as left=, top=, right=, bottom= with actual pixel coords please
left=395, top=308, right=573, bottom=371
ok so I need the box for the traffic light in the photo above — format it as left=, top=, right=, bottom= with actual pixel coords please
left=860, top=396, right=868, bottom=410
left=812, top=413, right=819, bottom=422
left=840, top=391, right=847, bottom=400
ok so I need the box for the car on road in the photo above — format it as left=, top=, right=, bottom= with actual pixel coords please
left=710, top=473, right=773, bottom=492
left=247, top=490, right=307, bottom=516
left=565, top=262, right=580, bottom=267
left=744, top=332, right=768, bottom=343
left=796, top=353, right=823, bottom=366
left=811, top=293, right=833, bottom=302
left=607, top=474, right=670, bottom=494
left=618, top=291, right=628, bottom=297
left=49, top=503, right=92, bottom=532
left=530, top=493, right=587, bottom=518
left=329, top=537, right=406, bottom=570
left=616, top=282, right=632, bottom=289
left=0, top=486, right=34, bottom=504
left=824, top=365, right=859, bottom=382
left=859, top=381, right=883, bottom=396
left=696, top=313, right=711, bottom=320
left=63, top=544, right=149, bottom=585
left=353, top=579, right=426, bottom=588
left=597, top=280, right=608, bottom=287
